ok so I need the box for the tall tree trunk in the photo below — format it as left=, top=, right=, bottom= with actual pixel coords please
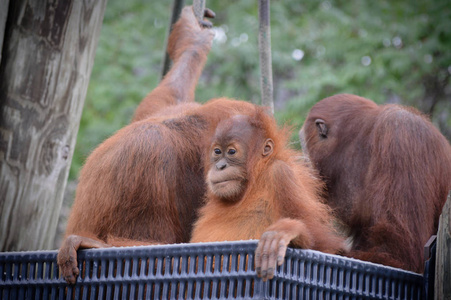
left=435, top=192, right=451, bottom=300
left=0, top=0, right=107, bottom=251
left=0, top=0, right=10, bottom=64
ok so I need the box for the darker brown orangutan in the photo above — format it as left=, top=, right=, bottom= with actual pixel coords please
left=300, top=94, right=451, bottom=273
left=190, top=110, right=347, bottom=281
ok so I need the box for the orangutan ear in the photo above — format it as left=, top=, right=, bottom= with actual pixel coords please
left=315, top=119, right=328, bottom=138
left=263, top=138, right=274, bottom=156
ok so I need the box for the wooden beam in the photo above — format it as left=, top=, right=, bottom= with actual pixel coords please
left=0, top=0, right=107, bottom=251
left=258, top=0, right=274, bottom=113
left=435, top=191, right=451, bottom=299
left=0, top=0, right=10, bottom=64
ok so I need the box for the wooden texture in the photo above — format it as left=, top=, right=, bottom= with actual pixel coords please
left=192, top=0, right=206, bottom=22
left=258, top=0, right=274, bottom=113
left=0, top=0, right=107, bottom=251
left=0, top=0, right=10, bottom=64
left=435, top=191, right=451, bottom=300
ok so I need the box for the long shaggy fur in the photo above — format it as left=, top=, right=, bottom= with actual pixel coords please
left=301, top=94, right=451, bottom=273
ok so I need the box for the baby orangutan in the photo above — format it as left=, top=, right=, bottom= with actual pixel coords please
left=190, top=108, right=346, bottom=281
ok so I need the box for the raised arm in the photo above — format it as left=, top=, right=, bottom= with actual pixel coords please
left=132, top=6, right=215, bottom=121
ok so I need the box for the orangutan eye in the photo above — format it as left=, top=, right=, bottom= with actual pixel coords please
left=228, top=149, right=236, bottom=155
left=214, top=148, right=222, bottom=155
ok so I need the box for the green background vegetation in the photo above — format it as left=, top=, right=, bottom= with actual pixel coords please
left=70, top=0, right=451, bottom=179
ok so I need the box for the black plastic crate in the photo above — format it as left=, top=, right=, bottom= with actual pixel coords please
left=0, top=240, right=424, bottom=299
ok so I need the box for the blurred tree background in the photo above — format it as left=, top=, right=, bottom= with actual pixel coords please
left=70, top=0, right=451, bottom=180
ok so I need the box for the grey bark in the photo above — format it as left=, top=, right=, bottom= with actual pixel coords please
left=258, top=0, right=274, bottom=113
left=0, top=0, right=107, bottom=251
left=435, top=191, right=451, bottom=300
left=0, top=0, right=10, bottom=64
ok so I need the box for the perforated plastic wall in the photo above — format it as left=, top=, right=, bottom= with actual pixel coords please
left=0, top=241, right=424, bottom=299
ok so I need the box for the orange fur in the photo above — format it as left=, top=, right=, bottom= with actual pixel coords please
left=191, top=108, right=347, bottom=280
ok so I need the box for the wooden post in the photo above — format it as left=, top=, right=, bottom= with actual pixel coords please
left=435, top=191, right=451, bottom=299
left=0, top=0, right=9, bottom=64
left=0, top=0, right=107, bottom=251
left=192, top=0, right=206, bottom=22
left=258, top=0, right=274, bottom=113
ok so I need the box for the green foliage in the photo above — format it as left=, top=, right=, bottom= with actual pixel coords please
left=71, top=0, right=451, bottom=179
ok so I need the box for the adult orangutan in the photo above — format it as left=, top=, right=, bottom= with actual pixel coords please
left=190, top=110, right=347, bottom=281
left=299, top=94, right=451, bottom=273
left=57, top=6, right=257, bottom=284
